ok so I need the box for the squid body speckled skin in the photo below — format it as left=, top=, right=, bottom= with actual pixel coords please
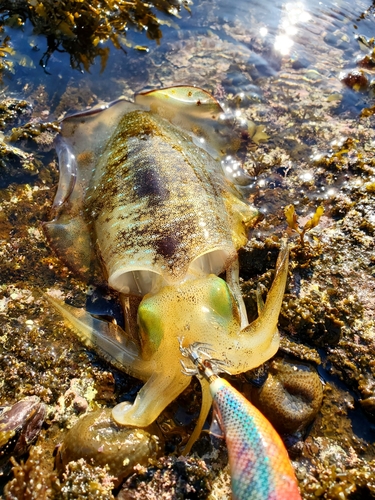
left=44, top=86, right=289, bottom=452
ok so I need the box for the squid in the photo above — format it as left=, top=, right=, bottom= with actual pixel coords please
left=44, top=86, right=289, bottom=452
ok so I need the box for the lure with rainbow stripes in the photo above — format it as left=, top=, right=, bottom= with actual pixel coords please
left=180, top=342, right=302, bottom=500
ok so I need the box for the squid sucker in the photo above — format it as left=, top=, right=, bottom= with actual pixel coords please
left=44, top=86, right=289, bottom=456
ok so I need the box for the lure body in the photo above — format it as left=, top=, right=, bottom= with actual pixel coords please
left=210, top=377, right=302, bottom=500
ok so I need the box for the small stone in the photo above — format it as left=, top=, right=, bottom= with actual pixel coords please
left=73, top=396, right=89, bottom=414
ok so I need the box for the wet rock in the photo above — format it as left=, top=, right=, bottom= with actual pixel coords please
left=249, top=358, right=323, bottom=435
left=291, top=55, right=312, bottom=70
left=0, top=139, right=42, bottom=187
left=55, top=408, right=163, bottom=487
left=58, top=458, right=115, bottom=500
left=118, top=455, right=211, bottom=500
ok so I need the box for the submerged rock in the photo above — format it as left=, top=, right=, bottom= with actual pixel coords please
left=55, top=408, right=163, bottom=487
left=249, top=358, right=323, bottom=435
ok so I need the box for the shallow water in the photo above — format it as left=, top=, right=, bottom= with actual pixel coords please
left=1, top=0, right=375, bottom=498
left=1, top=0, right=374, bottom=107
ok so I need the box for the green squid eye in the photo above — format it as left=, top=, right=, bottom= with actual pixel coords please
left=138, top=302, right=163, bottom=358
left=206, top=277, right=240, bottom=328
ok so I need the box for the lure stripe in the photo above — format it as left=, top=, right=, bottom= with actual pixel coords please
left=210, top=378, right=302, bottom=500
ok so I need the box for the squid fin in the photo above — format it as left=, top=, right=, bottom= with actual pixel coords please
left=135, top=85, right=240, bottom=160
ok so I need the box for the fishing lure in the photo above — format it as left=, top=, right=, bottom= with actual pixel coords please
left=180, top=342, right=302, bottom=500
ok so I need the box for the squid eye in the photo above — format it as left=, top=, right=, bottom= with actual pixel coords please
left=207, top=278, right=236, bottom=321
left=138, top=301, right=163, bottom=355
